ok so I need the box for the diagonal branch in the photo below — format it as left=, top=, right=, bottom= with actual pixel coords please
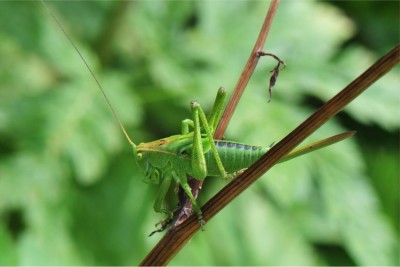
left=200, top=44, right=399, bottom=223
left=140, top=44, right=399, bottom=266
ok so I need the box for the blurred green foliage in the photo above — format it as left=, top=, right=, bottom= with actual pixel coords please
left=0, top=1, right=398, bottom=265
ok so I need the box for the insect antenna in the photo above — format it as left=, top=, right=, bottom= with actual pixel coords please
left=41, top=0, right=135, bottom=147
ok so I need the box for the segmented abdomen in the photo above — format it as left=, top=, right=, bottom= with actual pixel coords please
left=205, top=140, right=268, bottom=176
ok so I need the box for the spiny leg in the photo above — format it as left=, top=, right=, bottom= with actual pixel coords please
left=190, top=101, right=208, bottom=179
left=182, top=88, right=226, bottom=136
left=191, top=101, right=227, bottom=179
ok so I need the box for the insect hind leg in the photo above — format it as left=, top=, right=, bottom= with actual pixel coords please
left=191, top=100, right=227, bottom=179
left=207, top=87, right=226, bottom=132
left=181, top=87, right=226, bottom=136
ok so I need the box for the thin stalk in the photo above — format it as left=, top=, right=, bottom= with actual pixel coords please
left=215, top=0, right=281, bottom=138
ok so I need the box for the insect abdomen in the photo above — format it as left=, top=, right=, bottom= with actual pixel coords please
left=205, top=140, right=269, bottom=176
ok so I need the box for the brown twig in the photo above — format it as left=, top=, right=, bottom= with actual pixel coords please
left=215, top=0, right=281, bottom=139
left=140, top=44, right=399, bottom=266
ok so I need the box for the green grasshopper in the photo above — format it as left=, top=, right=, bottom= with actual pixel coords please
left=128, top=87, right=353, bottom=233
left=42, top=1, right=354, bottom=233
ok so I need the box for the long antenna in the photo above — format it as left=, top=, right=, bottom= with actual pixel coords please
left=41, top=0, right=135, bottom=146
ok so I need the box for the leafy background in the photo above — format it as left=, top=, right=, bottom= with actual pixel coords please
left=0, top=0, right=398, bottom=265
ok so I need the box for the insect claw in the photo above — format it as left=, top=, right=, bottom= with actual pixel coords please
left=148, top=228, right=162, bottom=237
left=195, top=211, right=206, bottom=231
left=148, top=224, right=172, bottom=237
left=149, top=216, right=174, bottom=237
left=198, top=217, right=206, bottom=231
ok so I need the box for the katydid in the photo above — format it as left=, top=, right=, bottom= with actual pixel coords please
left=41, top=1, right=354, bottom=234
left=121, top=87, right=354, bottom=233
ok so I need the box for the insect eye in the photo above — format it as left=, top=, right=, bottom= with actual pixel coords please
left=137, top=153, right=143, bottom=160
